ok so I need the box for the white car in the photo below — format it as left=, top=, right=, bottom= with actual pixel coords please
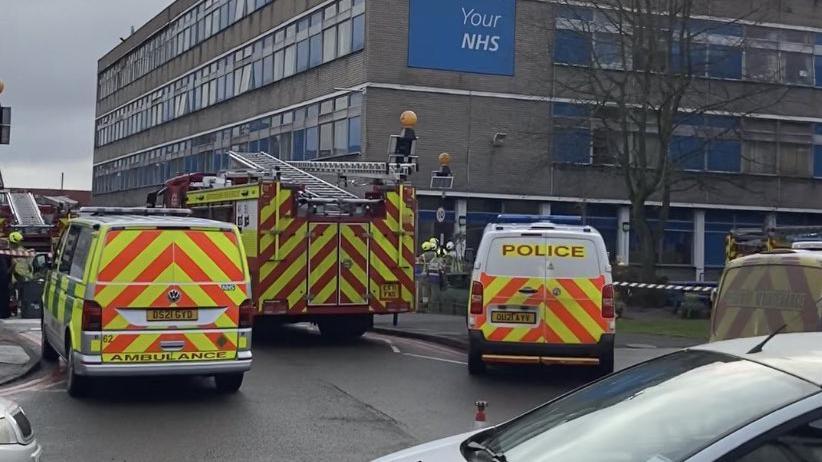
left=375, top=332, right=822, bottom=462
left=0, top=398, right=41, bottom=461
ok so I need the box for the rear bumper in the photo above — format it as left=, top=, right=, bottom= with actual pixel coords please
left=73, top=351, right=252, bottom=377
left=469, top=330, right=614, bottom=363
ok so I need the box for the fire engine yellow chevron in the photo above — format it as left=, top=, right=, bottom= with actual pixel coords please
left=308, top=223, right=339, bottom=305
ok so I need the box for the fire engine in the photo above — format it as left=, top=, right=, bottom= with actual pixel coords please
left=725, top=225, right=822, bottom=262
left=149, top=149, right=418, bottom=338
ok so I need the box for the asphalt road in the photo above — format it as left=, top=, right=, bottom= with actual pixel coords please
left=0, top=320, right=674, bottom=461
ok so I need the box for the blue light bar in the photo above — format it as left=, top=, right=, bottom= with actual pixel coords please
left=494, top=214, right=584, bottom=225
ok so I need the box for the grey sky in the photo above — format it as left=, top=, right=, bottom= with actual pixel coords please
left=0, top=0, right=173, bottom=190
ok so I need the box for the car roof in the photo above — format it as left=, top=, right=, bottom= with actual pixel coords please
left=692, top=332, right=822, bottom=386
left=727, top=250, right=822, bottom=268
left=72, top=215, right=236, bottom=231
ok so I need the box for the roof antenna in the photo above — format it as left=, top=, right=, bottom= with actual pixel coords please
left=747, top=323, right=788, bottom=354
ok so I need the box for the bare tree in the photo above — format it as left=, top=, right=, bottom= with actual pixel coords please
left=553, top=0, right=787, bottom=281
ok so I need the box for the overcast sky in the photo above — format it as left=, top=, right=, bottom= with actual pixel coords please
left=0, top=0, right=173, bottom=190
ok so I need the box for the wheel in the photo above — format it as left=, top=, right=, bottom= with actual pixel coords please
left=215, top=373, right=244, bottom=394
left=65, top=339, right=89, bottom=398
left=318, top=315, right=372, bottom=340
left=468, top=346, right=486, bottom=376
left=598, top=348, right=615, bottom=376
left=41, top=318, right=58, bottom=362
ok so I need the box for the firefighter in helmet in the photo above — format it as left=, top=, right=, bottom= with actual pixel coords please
left=9, top=232, right=32, bottom=307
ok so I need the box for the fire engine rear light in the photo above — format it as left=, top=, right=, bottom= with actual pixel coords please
left=239, top=300, right=255, bottom=328
left=602, top=284, right=615, bottom=319
left=82, top=300, right=103, bottom=331
left=470, top=281, right=484, bottom=315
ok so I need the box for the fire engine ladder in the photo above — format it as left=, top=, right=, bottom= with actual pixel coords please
left=6, top=192, right=45, bottom=226
left=228, top=151, right=357, bottom=201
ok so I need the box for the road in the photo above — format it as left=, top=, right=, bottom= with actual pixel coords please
left=0, top=319, right=674, bottom=461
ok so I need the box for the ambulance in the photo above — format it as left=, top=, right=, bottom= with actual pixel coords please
left=41, top=207, right=253, bottom=397
left=467, top=215, right=615, bottom=375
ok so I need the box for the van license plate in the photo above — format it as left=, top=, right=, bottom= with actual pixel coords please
left=381, top=283, right=400, bottom=300
left=491, top=311, right=536, bottom=324
left=147, top=309, right=198, bottom=321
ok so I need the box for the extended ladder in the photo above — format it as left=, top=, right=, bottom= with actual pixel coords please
left=228, top=151, right=356, bottom=200
left=6, top=192, right=45, bottom=226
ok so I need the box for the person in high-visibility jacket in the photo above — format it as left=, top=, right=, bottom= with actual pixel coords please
left=9, top=232, right=32, bottom=285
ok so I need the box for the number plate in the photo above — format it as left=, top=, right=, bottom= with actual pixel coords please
left=147, top=309, right=198, bottom=321
left=491, top=311, right=537, bottom=324
left=380, top=283, right=400, bottom=300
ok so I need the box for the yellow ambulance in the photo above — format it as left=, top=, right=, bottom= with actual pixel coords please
left=41, top=207, right=253, bottom=397
left=467, top=216, right=615, bottom=375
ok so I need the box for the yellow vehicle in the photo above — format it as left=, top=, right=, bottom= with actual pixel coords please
left=711, top=249, right=822, bottom=341
left=41, top=207, right=253, bottom=397
left=467, top=215, right=615, bottom=375
left=725, top=226, right=822, bottom=262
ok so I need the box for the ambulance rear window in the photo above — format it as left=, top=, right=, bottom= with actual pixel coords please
left=484, top=237, right=601, bottom=278
left=97, top=228, right=245, bottom=283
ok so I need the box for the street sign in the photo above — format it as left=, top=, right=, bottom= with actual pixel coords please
left=435, top=207, right=446, bottom=223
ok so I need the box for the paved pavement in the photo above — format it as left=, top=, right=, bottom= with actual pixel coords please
left=373, top=312, right=702, bottom=350
left=0, top=318, right=40, bottom=385
left=1, top=323, right=674, bottom=461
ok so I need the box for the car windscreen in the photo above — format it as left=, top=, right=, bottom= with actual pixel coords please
left=484, top=236, right=600, bottom=278
left=467, top=350, right=818, bottom=462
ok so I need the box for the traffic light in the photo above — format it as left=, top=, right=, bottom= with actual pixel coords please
left=0, top=106, right=9, bottom=145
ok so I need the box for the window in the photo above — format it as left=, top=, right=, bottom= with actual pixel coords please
left=783, top=52, right=813, bottom=86
left=708, top=45, right=743, bottom=79
left=252, top=59, right=263, bottom=88
left=274, top=50, right=284, bottom=81
left=593, top=33, right=623, bottom=69
left=309, top=34, right=323, bottom=67
left=352, top=15, right=365, bottom=51
left=338, top=19, right=352, bottom=56
left=323, top=27, right=337, bottom=63
left=348, top=116, right=361, bottom=153
left=780, top=143, right=812, bottom=177
left=334, top=119, right=348, bottom=156
left=554, top=30, right=591, bottom=65
left=743, top=141, right=777, bottom=174
left=745, top=48, right=780, bottom=82
left=262, top=55, right=273, bottom=84
left=707, top=140, right=741, bottom=172
left=284, top=45, right=296, bottom=77
left=815, top=145, right=822, bottom=178
left=553, top=128, right=591, bottom=164
left=670, top=136, right=705, bottom=170
left=305, top=126, right=318, bottom=160
left=58, top=226, right=82, bottom=274
left=319, top=123, right=333, bottom=157
left=816, top=56, right=822, bottom=87
left=292, top=129, right=305, bottom=161
left=733, top=417, right=822, bottom=462
left=296, top=40, right=309, bottom=72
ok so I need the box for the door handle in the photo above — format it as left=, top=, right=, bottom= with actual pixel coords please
left=160, top=341, right=185, bottom=352
left=518, top=287, right=538, bottom=295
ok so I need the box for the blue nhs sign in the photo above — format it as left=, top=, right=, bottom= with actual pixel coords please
left=408, top=0, right=516, bottom=76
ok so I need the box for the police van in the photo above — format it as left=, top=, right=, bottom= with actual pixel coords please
left=41, top=207, right=253, bottom=397
left=467, top=215, right=615, bottom=375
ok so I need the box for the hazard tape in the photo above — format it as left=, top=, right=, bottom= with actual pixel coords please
left=0, top=249, right=35, bottom=257
left=613, top=281, right=715, bottom=292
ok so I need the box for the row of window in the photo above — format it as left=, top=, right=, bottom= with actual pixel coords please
left=93, top=93, right=363, bottom=194
left=99, top=0, right=274, bottom=100
left=552, top=103, right=822, bottom=178
left=420, top=198, right=822, bottom=268
left=555, top=6, right=822, bottom=87
left=96, top=0, right=365, bottom=147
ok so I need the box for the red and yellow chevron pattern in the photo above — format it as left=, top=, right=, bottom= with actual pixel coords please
left=476, top=274, right=607, bottom=345
left=369, top=187, right=416, bottom=312
left=339, top=223, right=369, bottom=305
left=102, top=331, right=238, bottom=362
left=308, top=223, right=340, bottom=306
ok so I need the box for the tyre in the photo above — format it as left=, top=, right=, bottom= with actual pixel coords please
left=468, top=346, right=486, bottom=376
left=41, top=318, right=58, bottom=362
left=215, top=373, right=244, bottom=394
left=598, top=347, right=615, bottom=376
left=318, top=315, right=372, bottom=340
left=66, top=339, right=89, bottom=398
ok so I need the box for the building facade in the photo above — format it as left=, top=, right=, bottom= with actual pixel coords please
left=94, top=0, right=822, bottom=280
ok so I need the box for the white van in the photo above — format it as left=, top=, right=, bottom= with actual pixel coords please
left=467, top=217, right=615, bottom=375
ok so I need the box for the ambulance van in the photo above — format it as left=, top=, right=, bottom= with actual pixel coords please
left=467, top=216, right=615, bottom=375
left=41, top=208, right=254, bottom=397
left=711, top=249, right=822, bottom=341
